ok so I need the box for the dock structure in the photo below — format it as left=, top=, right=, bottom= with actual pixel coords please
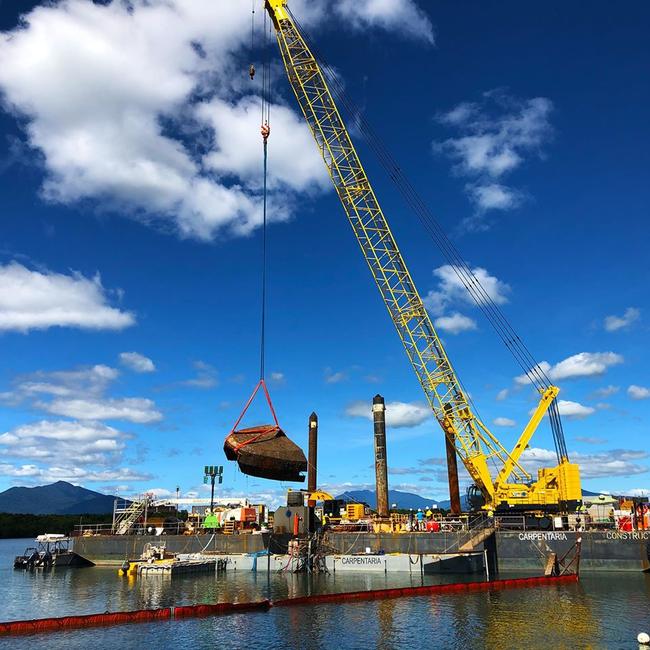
left=137, top=558, right=217, bottom=577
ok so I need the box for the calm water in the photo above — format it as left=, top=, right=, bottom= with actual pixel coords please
left=1, top=538, right=649, bottom=649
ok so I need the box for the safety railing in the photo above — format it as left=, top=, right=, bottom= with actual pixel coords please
left=494, top=514, right=618, bottom=532
left=74, top=521, right=191, bottom=537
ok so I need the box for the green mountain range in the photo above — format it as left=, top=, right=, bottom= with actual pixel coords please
left=0, top=481, right=117, bottom=515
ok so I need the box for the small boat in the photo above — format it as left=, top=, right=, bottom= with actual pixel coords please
left=14, top=534, right=94, bottom=569
left=224, top=424, right=307, bottom=482
left=118, top=543, right=215, bottom=578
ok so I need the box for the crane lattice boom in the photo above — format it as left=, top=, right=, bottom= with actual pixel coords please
left=264, top=0, right=581, bottom=511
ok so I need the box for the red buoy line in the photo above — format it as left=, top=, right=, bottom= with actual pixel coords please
left=272, top=574, right=579, bottom=607
left=0, top=574, right=578, bottom=636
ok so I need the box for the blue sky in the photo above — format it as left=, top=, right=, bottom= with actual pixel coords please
left=0, top=0, right=648, bottom=506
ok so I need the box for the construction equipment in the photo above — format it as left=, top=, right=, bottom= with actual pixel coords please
left=309, top=490, right=334, bottom=502
left=263, top=0, right=581, bottom=512
left=345, top=503, right=369, bottom=521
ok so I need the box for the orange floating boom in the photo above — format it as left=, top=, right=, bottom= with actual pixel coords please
left=0, top=575, right=578, bottom=636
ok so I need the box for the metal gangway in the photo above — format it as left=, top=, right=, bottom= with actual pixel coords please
left=112, top=494, right=153, bottom=535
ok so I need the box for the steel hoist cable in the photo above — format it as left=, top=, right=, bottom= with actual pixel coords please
left=286, top=9, right=548, bottom=391
left=260, top=133, right=269, bottom=380
left=259, top=7, right=272, bottom=382
left=228, top=3, right=275, bottom=435
left=285, top=7, right=567, bottom=462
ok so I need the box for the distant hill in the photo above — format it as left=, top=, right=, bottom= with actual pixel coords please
left=335, top=488, right=607, bottom=512
left=0, top=481, right=117, bottom=515
left=437, top=495, right=471, bottom=511
left=436, top=489, right=603, bottom=510
left=335, top=489, right=438, bottom=510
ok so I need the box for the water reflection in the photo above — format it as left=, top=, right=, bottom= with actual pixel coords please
left=2, top=539, right=649, bottom=650
left=435, top=579, right=599, bottom=648
left=376, top=597, right=396, bottom=650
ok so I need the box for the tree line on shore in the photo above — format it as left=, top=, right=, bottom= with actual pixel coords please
left=0, top=513, right=113, bottom=539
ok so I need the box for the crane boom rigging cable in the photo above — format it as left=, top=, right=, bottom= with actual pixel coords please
left=285, top=9, right=550, bottom=391
left=285, top=6, right=567, bottom=462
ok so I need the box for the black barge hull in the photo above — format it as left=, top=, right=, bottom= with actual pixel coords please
left=73, top=530, right=650, bottom=571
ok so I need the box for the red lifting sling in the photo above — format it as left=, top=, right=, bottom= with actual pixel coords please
left=223, top=379, right=307, bottom=483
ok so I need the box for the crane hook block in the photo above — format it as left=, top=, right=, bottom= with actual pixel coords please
left=261, top=122, right=270, bottom=142
left=249, top=63, right=255, bottom=80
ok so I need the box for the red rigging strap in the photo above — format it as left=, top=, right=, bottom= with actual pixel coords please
left=226, top=378, right=280, bottom=452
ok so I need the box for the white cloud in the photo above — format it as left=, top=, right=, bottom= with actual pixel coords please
left=550, top=352, right=623, bottom=381
left=434, top=312, right=477, bottom=335
left=144, top=487, right=175, bottom=498
left=41, top=397, right=162, bottom=423
left=0, top=463, right=152, bottom=483
left=333, top=0, right=434, bottom=44
left=514, top=361, right=552, bottom=386
left=0, top=1, right=266, bottom=241
left=119, top=352, right=155, bottom=373
left=496, top=388, right=509, bottom=401
left=270, top=372, right=285, bottom=383
left=592, top=385, right=619, bottom=398
left=346, top=400, right=432, bottom=428
left=435, top=92, right=553, bottom=227
left=438, top=102, right=477, bottom=126
left=493, top=417, right=516, bottom=427
left=521, top=447, right=648, bottom=479
left=181, top=360, right=218, bottom=389
left=198, top=96, right=328, bottom=194
left=1, top=364, right=119, bottom=404
left=0, top=420, right=126, bottom=465
left=604, top=307, right=640, bottom=332
left=466, top=183, right=521, bottom=212
left=387, top=457, right=464, bottom=488
left=424, top=264, right=510, bottom=316
left=0, top=262, right=134, bottom=332
left=628, top=488, right=650, bottom=497
left=528, top=399, right=595, bottom=419
left=628, top=385, right=650, bottom=400
left=437, top=94, right=552, bottom=178
left=515, top=352, right=623, bottom=385
left=575, top=436, right=607, bottom=445
left=0, top=0, right=430, bottom=242
left=556, top=400, right=595, bottom=419
left=0, top=362, right=160, bottom=483
left=325, top=368, right=348, bottom=384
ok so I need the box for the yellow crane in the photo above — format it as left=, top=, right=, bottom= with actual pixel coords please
left=263, top=0, right=581, bottom=512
